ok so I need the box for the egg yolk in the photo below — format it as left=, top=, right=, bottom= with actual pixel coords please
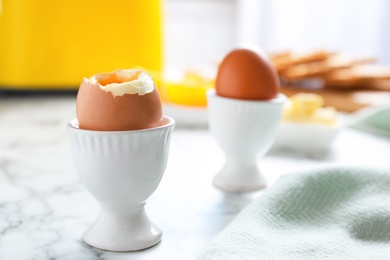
left=95, top=70, right=142, bottom=86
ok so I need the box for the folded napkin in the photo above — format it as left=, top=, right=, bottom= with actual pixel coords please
left=199, top=167, right=390, bottom=259
left=348, top=106, right=390, bottom=137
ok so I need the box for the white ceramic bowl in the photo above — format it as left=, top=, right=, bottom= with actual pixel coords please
left=272, top=119, right=342, bottom=154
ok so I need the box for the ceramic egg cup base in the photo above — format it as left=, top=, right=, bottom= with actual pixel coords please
left=213, top=158, right=267, bottom=192
left=83, top=205, right=161, bottom=252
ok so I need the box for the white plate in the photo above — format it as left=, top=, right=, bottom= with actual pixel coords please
left=163, top=103, right=208, bottom=128
left=163, top=103, right=343, bottom=154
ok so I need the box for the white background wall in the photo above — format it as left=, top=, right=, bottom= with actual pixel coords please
left=164, top=0, right=237, bottom=70
left=164, top=0, right=390, bottom=70
left=237, top=0, right=390, bottom=65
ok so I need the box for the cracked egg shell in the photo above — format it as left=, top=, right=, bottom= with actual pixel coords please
left=76, top=69, right=164, bottom=131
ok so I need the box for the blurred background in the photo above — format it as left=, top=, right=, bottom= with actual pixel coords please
left=1, top=0, right=390, bottom=116
left=1, top=2, right=389, bottom=258
left=166, top=0, right=390, bottom=68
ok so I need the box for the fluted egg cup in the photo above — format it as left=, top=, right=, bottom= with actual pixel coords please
left=207, top=89, right=285, bottom=192
left=68, top=116, right=175, bottom=251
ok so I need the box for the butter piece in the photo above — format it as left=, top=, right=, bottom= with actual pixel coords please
left=283, top=93, right=338, bottom=125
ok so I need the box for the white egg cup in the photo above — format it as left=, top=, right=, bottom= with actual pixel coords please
left=68, top=116, right=175, bottom=251
left=207, top=89, right=285, bottom=192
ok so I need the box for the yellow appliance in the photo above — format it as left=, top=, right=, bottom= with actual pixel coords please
left=0, top=0, right=163, bottom=90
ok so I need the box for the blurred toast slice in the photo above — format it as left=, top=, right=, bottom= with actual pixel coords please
left=281, top=86, right=390, bottom=113
left=280, top=55, right=376, bottom=80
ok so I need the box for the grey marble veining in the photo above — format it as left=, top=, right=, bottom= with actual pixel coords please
left=0, top=96, right=389, bottom=259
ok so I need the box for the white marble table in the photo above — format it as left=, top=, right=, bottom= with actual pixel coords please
left=0, top=95, right=389, bottom=260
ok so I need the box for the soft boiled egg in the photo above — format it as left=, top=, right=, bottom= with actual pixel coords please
left=215, top=48, right=280, bottom=100
left=76, top=69, right=164, bottom=131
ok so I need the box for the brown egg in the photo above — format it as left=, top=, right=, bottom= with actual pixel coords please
left=215, top=48, right=280, bottom=100
left=76, top=69, right=163, bottom=131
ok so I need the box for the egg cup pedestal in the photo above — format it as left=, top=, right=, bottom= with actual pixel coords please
left=68, top=117, right=175, bottom=252
left=207, top=90, right=285, bottom=192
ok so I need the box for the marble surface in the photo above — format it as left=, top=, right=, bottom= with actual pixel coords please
left=0, top=95, right=390, bottom=260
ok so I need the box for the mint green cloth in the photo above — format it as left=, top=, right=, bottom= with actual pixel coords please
left=199, top=167, right=390, bottom=259
left=349, top=106, right=390, bottom=137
